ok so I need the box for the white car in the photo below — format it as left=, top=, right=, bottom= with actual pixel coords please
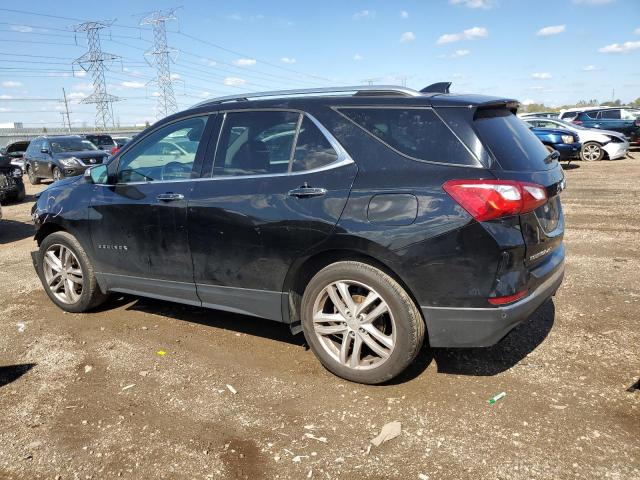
left=524, top=117, right=629, bottom=161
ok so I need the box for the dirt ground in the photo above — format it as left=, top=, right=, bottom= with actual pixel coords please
left=1, top=153, right=639, bottom=480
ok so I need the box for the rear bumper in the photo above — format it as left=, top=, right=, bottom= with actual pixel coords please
left=422, top=260, right=564, bottom=348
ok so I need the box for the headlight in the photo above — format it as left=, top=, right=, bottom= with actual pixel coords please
left=59, top=157, right=81, bottom=167
left=12, top=167, right=22, bottom=178
left=561, top=135, right=574, bottom=144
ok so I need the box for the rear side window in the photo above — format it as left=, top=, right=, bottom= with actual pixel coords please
left=474, top=109, right=552, bottom=171
left=338, top=107, right=475, bottom=165
left=600, top=109, right=620, bottom=119
left=291, top=117, right=338, bottom=172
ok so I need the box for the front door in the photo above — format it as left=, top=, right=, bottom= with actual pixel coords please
left=89, top=115, right=212, bottom=305
left=188, top=110, right=357, bottom=320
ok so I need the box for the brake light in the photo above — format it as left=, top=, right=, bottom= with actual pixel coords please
left=111, top=146, right=119, bottom=155
left=572, top=119, right=583, bottom=125
left=488, top=290, right=528, bottom=305
left=443, top=180, right=548, bottom=222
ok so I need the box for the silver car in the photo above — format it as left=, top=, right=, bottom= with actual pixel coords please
left=524, top=117, right=629, bottom=161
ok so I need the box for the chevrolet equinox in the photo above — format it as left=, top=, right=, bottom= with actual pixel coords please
left=32, top=83, right=565, bottom=384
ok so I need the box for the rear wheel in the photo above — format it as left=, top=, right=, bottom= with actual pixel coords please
left=27, top=166, right=40, bottom=185
left=52, top=167, right=62, bottom=182
left=301, top=261, right=425, bottom=384
left=580, top=142, right=604, bottom=162
left=37, top=231, right=108, bottom=313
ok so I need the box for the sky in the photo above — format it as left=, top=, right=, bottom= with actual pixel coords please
left=0, top=0, right=639, bottom=127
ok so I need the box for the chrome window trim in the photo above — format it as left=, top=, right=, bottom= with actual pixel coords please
left=331, top=105, right=483, bottom=169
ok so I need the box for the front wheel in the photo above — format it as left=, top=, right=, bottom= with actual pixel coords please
left=301, top=261, right=425, bottom=384
left=10, top=180, right=25, bottom=203
left=580, top=142, right=604, bottom=162
left=36, top=231, right=108, bottom=313
left=27, top=166, right=40, bottom=185
left=52, top=167, right=62, bottom=182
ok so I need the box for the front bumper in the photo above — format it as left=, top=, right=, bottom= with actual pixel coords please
left=603, top=140, right=630, bottom=160
left=554, top=143, right=581, bottom=160
left=422, top=260, right=564, bottom=348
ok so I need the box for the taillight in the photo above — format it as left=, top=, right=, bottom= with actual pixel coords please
left=111, top=146, right=119, bottom=155
left=488, top=290, right=528, bottom=305
left=443, top=179, right=548, bottom=222
left=572, top=119, right=583, bottom=125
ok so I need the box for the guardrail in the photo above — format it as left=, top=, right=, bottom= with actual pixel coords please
left=0, top=127, right=145, bottom=146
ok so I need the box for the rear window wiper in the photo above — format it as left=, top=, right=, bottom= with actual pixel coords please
left=543, top=150, right=560, bottom=164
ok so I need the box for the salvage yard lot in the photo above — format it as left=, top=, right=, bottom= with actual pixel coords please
left=1, top=154, right=639, bottom=479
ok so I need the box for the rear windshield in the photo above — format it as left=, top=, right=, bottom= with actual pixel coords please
left=85, top=135, right=115, bottom=148
left=338, top=107, right=476, bottom=165
left=474, top=109, right=553, bottom=171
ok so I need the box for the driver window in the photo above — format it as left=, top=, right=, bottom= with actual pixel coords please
left=117, top=116, right=208, bottom=183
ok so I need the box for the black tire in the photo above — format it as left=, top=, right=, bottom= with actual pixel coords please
left=36, top=231, right=108, bottom=313
left=27, top=165, right=40, bottom=185
left=301, top=261, right=425, bottom=384
left=580, top=142, right=604, bottom=162
left=52, top=167, right=62, bottom=182
left=10, top=181, right=26, bottom=203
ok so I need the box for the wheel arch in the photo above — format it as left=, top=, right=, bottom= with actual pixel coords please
left=35, top=222, right=66, bottom=246
left=282, top=247, right=424, bottom=330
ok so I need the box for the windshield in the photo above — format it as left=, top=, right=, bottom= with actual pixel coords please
left=50, top=138, right=98, bottom=153
left=475, top=109, right=554, bottom=171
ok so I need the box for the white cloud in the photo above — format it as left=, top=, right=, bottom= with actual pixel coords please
left=582, top=65, right=599, bottom=71
left=598, top=41, right=640, bottom=53
left=537, top=25, right=566, bottom=36
left=521, top=99, right=537, bottom=106
left=120, top=81, right=145, bottom=89
left=353, top=10, right=375, bottom=20
left=201, top=59, right=217, bottom=67
left=400, top=31, right=416, bottom=43
left=198, top=91, right=213, bottom=98
left=1, top=81, right=22, bottom=88
left=572, top=0, right=614, bottom=5
left=233, top=58, right=256, bottom=67
left=437, top=26, right=488, bottom=44
left=0, top=95, right=13, bottom=100
left=66, top=92, right=86, bottom=101
left=353, top=53, right=364, bottom=61
left=10, top=25, right=33, bottom=33
left=72, top=82, right=94, bottom=92
left=635, top=27, right=640, bottom=35
left=73, top=70, right=87, bottom=77
left=532, top=72, right=552, bottom=79
left=400, top=10, right=409, bottom=19
left=452, top=73, right=464, bottom=79
left=228, top=14, right=242, bottom=21
left=0, top=107, right=11, bottom=112
left=170, top=73, right=181, bottom=80
left=224, top=77, right=246, bottom=86
left=451, top=49, right=470, bottom=57
left=151, top=91, right=162, bottom=97
left=449, top=0, right=497, bottom=9
left=281, top=57, right=296, bottom=64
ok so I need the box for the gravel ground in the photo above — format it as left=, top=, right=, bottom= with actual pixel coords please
left=1, top=153, right=639, bottom=480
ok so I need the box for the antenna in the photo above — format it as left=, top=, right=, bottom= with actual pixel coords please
left=73, top=20, right=121, bottom=130
left=140, top=8, right=179, bottom=118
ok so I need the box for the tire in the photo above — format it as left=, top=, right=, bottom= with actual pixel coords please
left=301, top=261, right=425, bottom=384
left=52, top=167, right=62, bottom=182
left=36, top=231, right=108, bottom=313
left=27, top=165, right=40, bottom=185
left=10, top=181, right=26, bottom=203
left=580, top=142, right=604, bottom=162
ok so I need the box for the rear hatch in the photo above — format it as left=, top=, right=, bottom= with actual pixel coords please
left=473, top=107, right=565, bottom=267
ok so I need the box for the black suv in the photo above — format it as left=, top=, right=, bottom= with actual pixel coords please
left=31, top=84, right=565, bottom=384
left=24, top=135, right=109, bottom=184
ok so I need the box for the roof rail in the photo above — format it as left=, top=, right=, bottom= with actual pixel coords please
left=191, top=85, right=422, bottom=108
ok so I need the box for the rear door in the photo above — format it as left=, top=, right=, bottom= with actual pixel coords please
left=188, top=109, right=357, bottom=320
left=89, top=115, right=213, bottom=304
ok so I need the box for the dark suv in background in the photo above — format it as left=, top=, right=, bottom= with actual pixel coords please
left=24, top=135, right=109, bottom=184
left=563, top=108, right=640, bottom=143
left=80, top=133, right=117, bottom=152
left=31, top=84, right=565, bottom=384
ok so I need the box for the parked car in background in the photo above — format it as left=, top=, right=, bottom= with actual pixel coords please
left=0, top=153, right=25, bottom=203
left=524, top=117, right=629, bottom=161
left=24, top=135, right=109, bottom=184
left=31, top=84, right=566, bottom=385
left=520, top=112, right=559, bottom=119
left=561, top=108, right=640, bottom=143
left=529, top=125, right=581, bottom=161
left=80, top=134, right=117, bottom=152
left=110, top=136, right=133, bottom=155
left=0, top=140, right=30, bottom=173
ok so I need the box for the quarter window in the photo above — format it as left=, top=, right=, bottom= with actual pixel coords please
left=214, top=111, right=299, bottom=176
left=117, top=116, right=208, bottom=183
left=338, top=107, right=475, bottom=165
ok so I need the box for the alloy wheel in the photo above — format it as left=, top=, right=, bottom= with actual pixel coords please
left=53, top=168, right=62, bottom=181
left=42, top=244, right=83, bottom=304
left=582, top=144, right=601, bottom=161
left=312, top=280, right=396, bottom=370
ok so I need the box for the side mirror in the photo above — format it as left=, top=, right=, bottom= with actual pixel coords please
left=84, top=164, right=109, bottom=184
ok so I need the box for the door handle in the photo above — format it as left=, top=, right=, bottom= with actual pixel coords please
left=156, top=193, right=185, bottom=202
left=287, top=186, right=327, bottom=198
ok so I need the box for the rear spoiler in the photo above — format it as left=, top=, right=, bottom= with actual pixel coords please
left=420, top=82, right=451, bottom=94
left=474, top=100, right=520, bottom=118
